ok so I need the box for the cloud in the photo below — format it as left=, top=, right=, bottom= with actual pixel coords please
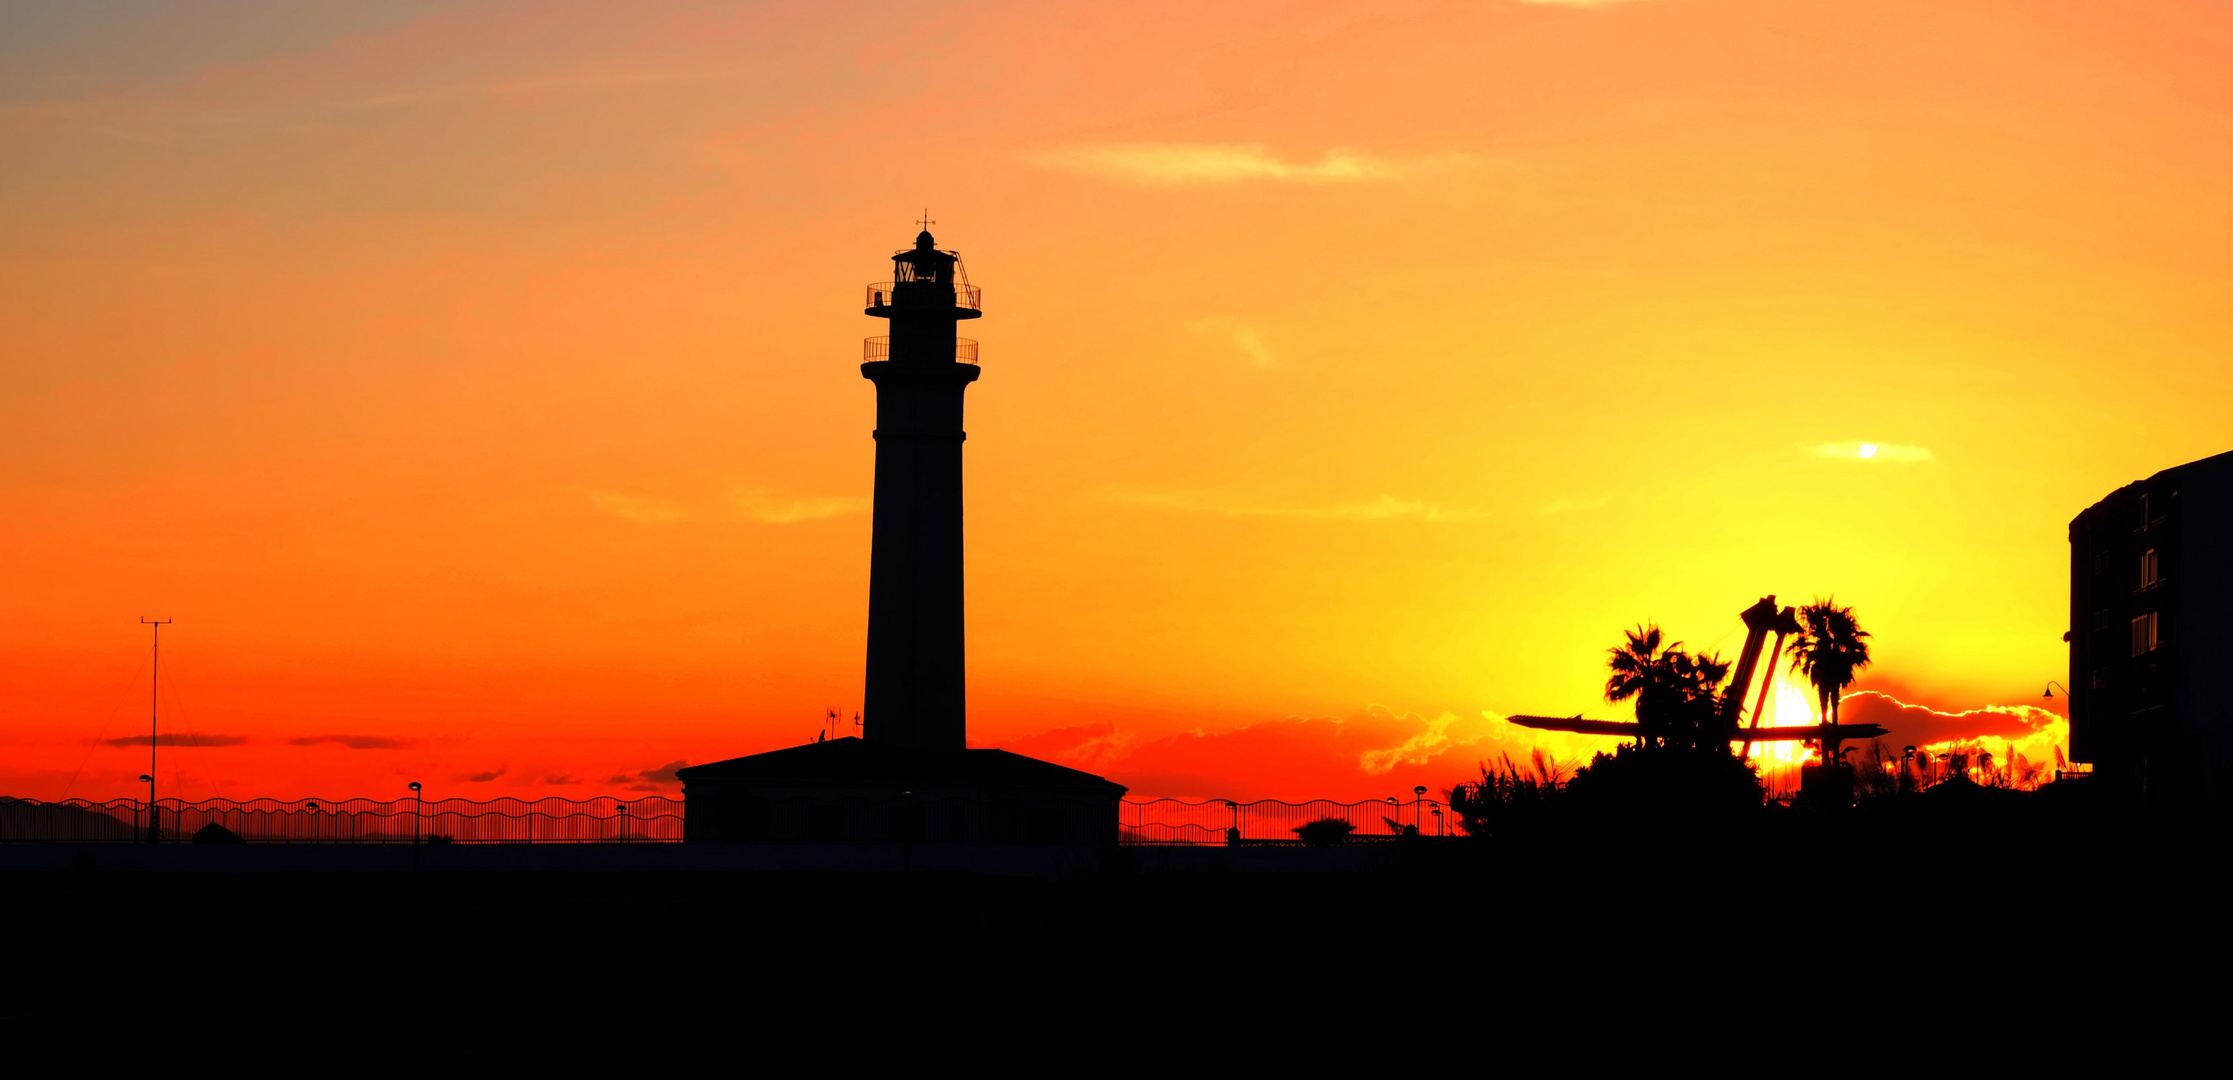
left=462, top=764, right=509, bottom=783
left=608, top=759, right=688, bottom=792
left=982, top=707, right=1593, bottom=801
left=586, top=487, right=867, bottom=526
left=1538, top=497, right=1608, bottom=516
left=587, top=490, right=688, bottom=524
left=724, top=488, right=869, bottom=524
left=544, top=774, right=582, bottom=785
left=289, top=734, right=419, bottom=750
left=1103, top=487, right=1485, bottom=522
left=1024, top=143, right=1471, bottom=187
left=1813, top=441, right=1934, bottom=464
left=104, top=733, right=246, bottom=747
left=1837, top=690, right=2060, bottom=747
left=1186, top=318, right=1276, bottom=367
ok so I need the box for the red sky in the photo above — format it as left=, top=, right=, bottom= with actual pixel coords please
left=7, top=0, right=2228, bottom=802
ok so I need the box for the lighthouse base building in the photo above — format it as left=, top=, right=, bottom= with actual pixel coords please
left=677, top=227, right=1125, bottom=846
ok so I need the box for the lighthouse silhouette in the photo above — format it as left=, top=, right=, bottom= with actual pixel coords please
left=673, top=223, right=1123, bottom=850
left=860, top=226, right=981, bottom=748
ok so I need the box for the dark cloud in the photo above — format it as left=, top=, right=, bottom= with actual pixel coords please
left=608, top=760, right=687, bottom=790
left=544, top=774, right=582, bottom=785
left=1839, top=690, right=2057, bottom=746
left=462, top=764, right=508, bottom=783
left=288, top=734, right=419, bottom=750
left=103, top=733, right=246, bottom=747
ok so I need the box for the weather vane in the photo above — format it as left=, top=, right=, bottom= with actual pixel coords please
left=916, top=208, right=935, bottom=232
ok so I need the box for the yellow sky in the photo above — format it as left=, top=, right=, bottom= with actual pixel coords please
left=4, top=0, right=2229, bottom=799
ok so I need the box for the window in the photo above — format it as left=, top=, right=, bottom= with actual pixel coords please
left=2140, top=549, right=2160, bottom=590
left=2092, top=608, right=2109, bottom=631
left=2094, top=551, right=2108, bottom=575
left=2091, top=667, right=2109, bottom=690
left=2139, top=493, right=2150, bottom=530
left=808, top=804, right=845, bottom=841
left=2131, top=612, right=2159, bottom=657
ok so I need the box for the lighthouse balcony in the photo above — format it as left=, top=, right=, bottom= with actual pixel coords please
left=865, top=280, right=983, bottom=317
left=864, top=336, right=979, bottom=365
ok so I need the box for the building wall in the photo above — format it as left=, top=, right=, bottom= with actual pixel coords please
left=2069, top=449, right=2233, bottom=795
left=680, top=779, right=1121, bottom=845
left=2175, top=452, right=2233, bottom=791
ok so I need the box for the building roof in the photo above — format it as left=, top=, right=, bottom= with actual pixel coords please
left=674, top=737, right=1125, bottom=793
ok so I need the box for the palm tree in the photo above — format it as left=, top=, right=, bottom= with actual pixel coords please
left=1606, top=625, right=1730, bottom=750
left=1787, top=598, right=1872, bottom=758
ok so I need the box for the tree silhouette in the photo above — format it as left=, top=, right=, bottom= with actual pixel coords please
left=1787, top=598, right=1872, bottom=759
left=1604, top=624, right=1731, bottom=751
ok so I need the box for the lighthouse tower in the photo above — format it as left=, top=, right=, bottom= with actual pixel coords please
left=674, top=223, right=1123, bottom=849
left=860, top=227, right=981, bottom=749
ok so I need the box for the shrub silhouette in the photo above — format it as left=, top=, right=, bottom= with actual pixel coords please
left=192, top=822, right=245, bottom=844
left=1292, top=818, right=1355, bottom=845
left=1448, top=750, right=1568, bottom=837
left=1562, top=743, right=1766, bottom=828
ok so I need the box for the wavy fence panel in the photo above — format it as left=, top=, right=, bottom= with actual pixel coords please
left=1122, top=797, right=1448, bottom=845
left=3, top=794, right=1450, bottom=845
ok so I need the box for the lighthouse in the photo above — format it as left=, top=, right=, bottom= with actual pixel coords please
left=675, top=223, right=1123, bottom=850
left=860, top=227, right=981, bottom=749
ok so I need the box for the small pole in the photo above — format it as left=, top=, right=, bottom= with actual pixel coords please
left=139, top=617, right=171, bottom=842
left=306, top=800, right=320, bottom=844
left=408, top=781, right=423, bottom=870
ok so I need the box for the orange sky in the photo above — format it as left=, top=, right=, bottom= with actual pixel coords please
left=5, top=0, right=2229, bottom=802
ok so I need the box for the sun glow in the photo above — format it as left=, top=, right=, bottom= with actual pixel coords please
left=1744, top=674, right=1822, bottom=797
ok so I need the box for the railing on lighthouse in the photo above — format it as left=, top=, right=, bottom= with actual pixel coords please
left=862, top=336, right=978, bottom=365
left=866, top=280, right=982, bottom=313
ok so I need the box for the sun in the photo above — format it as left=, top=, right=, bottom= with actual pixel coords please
left=1857, top=443, right=1879, bottom=459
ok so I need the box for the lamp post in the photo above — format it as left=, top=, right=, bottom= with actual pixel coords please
left=408, top=781, right=423, bottom=871
left=2043, top=681, right=2071, bottom=701
left=1413, top=785, right=1428, bottom=833
left=1224, top=800, right=1239, bottom=846
left=305, top=800, right=320, bottom=844
left=139, top=774, right=155, bottom=843
left=1431, top=806, right=1444, bottom=837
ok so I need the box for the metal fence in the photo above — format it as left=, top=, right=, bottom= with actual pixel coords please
left=1, top=794, right=1449, bottom=845
left=0, top=795, right=684, bottom=844
left=1122, top=797, right=1449, bottom=846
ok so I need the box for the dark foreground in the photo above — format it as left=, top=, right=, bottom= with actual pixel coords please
left=5, top=814, right=2226, bottom=1067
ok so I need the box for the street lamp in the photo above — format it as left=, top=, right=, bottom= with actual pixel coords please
left=305, top=800, right=320, bottom=844
left=2043, top=681, right=2071, bottom=700
left=1430, top=806, right=1444, bottom=837
left=1413, top=785, right=1428, bottom=832
left=139, top=775, right=155, bottom=844
left=408, top=781, right=423, bottom=871
left=1223, top=800, right=1240, bottom=846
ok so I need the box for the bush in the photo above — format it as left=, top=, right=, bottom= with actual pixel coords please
left=1292, top=818, right=1356, bottom=846
left=1562, top=743, right=1765, bottom=828
left=192, top=822, right=245, bottom=844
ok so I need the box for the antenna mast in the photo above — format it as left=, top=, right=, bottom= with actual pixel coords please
left=139, top=617, right=171, bottom=843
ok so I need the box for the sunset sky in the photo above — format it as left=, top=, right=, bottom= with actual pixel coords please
left=6, top=0, right=2230, bottom=803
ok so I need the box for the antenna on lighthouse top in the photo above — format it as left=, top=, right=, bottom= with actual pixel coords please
left=916, top=209, right=936, bottom=232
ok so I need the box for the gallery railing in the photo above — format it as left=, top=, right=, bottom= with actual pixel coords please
left=0, top=794, right=1449, bottom=845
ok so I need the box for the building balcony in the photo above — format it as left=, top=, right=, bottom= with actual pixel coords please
left=864, top=336, right=978, bottom=365
left=866, top=281, right=983, bottom=315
